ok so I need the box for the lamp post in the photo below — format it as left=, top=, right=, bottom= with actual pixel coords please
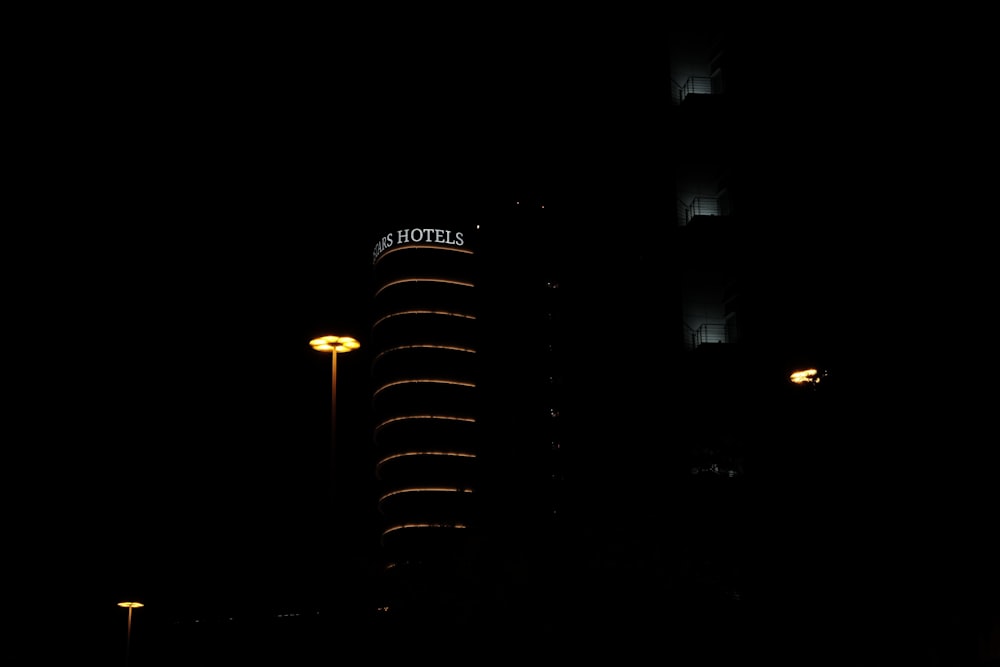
left=309, top=335, right=360, bottom=478
left=117, top=601, right=143, bottom=666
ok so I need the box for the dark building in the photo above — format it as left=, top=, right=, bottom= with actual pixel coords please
left=353, top=20, right=1000, bottom=664
left=354, top=24, right=825, bottom=660
left=365, top=205, right=666, bottom=652
left=368, top=222, right=483, bottom=630
left=170, top=14, right=999, bottom=664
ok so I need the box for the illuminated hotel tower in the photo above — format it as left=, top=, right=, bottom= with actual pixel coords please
left=370, top=222, right=481, bottom=619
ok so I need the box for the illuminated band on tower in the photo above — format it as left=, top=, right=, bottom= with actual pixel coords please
left=370, top=224, right=480, bottom=572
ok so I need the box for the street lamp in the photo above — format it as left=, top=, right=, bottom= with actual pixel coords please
left=789, top=368, right=819, bottom=385
left=117, top=601, right=143, bottom=666
left=789, top=367, right=827, bottom=388
left=309, top=335, right=360, bottom=476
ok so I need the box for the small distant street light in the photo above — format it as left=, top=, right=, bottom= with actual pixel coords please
left=309, top=335, right=360, bottom=476
left=117, top=601, right=144, bottom=666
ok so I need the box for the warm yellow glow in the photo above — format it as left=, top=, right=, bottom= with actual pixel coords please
left=374, top=378, right=475, bottom=396
left=309, top=335, right=360, bottom=353
left=378, top=486, right=474, bottom=505
left=375, top=277, right=475, bottom=298
left=382, top=522, right=469, bottom=537
left=375, top=243, right=474, bottom=264
left=118, top=601, right=144, bottom=608
left=372, top=310, right=476, bottom=328
left=377, top=450, right=476, bottom=463
left=376, top=450, right=477, bottom=476
left=375, top=414, right=476, bottom=432
left=372, top=344, right=476, bottom=364
left=789, top=368, right=819, bottom=384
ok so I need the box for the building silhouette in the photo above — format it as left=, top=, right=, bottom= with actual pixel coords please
left=352, top=22, right=828, bottom=660
left=369, top=222, right=482, bottom=630
left=355, top=20, right=999, bottom=664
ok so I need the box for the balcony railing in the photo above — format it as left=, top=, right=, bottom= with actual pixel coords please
left=671, top=76, right=716, bottom=105
left=683, top=320, right=741, bottom=350
left=677, top=195, right=722, bottom=226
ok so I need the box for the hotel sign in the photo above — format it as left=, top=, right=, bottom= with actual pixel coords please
left=373, top=228, right=466, bottom=263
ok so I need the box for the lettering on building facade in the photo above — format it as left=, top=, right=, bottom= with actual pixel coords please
left=373, top=229, right=465, bottom=263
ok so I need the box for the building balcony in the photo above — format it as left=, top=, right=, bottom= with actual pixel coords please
left=671, top=76, right=717, bottom=105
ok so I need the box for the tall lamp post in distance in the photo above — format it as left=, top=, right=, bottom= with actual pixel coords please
left=117, top=601, right=143, bottom=666
left=309, top=335, right=360, bottom=481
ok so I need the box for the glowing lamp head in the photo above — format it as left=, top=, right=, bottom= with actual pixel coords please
left=117, top=601, right=144, bottom=609
left=789, top=368, right=823, bottom=385
left=310, top=335, right=360, bottom=353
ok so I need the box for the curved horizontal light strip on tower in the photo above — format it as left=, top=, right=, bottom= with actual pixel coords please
left=381, top=522, right=469, bottom=542
left=374, top=277, right=475, bottom=299
left=375, top=414, right=476, bottom=433
left=373, top=378, right=476, bottom=397
left=372, top=310, right=476, bottom=329
left=378, top=486, right=475, bottom=506
left=372, top=344, right=476, bottom=365
left=375, top=243, right=474, bottom=266
left=376, top=450, right=477, bottom=477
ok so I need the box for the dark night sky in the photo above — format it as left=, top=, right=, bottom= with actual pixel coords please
left=21, top=10, right=997, bottom=663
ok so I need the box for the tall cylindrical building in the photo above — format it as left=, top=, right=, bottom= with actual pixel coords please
left=370, top=223, right=481, bottom=618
